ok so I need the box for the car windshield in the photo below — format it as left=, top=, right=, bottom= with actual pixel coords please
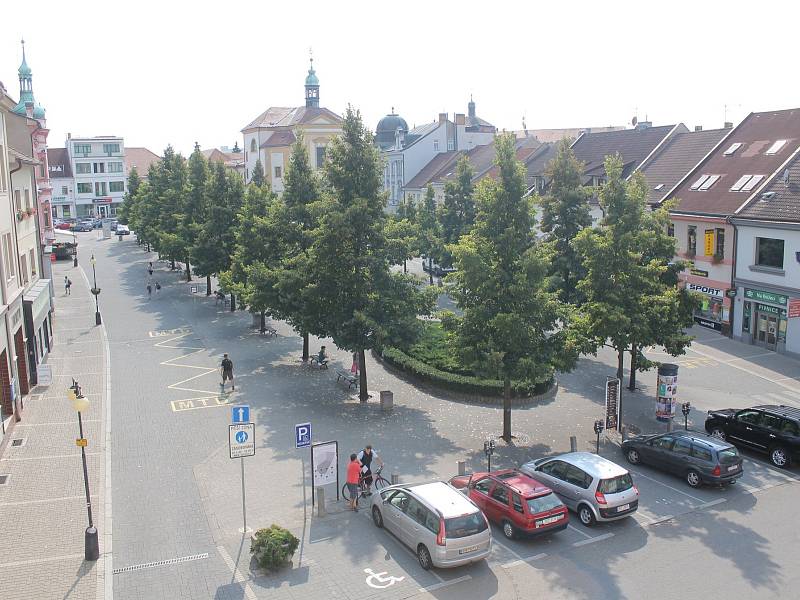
left=598, top=473, right=633, bottom=494
left=718, top=447, right=739, bottom=463
left=526, top=493, right=563, bottom=514
left=444, top=512, right=487, bottom=539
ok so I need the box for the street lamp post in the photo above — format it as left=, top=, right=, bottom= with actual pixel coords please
left=68, top=381, right=99, bottom=561
left=90, top=254, right=102, bottom=325
left=73, top=230, right=78, bottom=267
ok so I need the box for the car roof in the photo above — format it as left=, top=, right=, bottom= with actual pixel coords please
left=669, top=430, right=733, bottom=450
left=487, top=469, right=551, bottom=497
left=407, top=481, right=479, bottom=518
left=546, top=452, right=629, bottom=479
left=753, top=405, right=800, bottom=420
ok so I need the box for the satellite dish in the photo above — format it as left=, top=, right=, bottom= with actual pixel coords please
left=632, top=116, right=638, bottom=127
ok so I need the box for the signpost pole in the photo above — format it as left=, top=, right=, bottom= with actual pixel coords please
left=301, top=455, right=307, bottom=522
left=240, top=456, right=247, bottom=533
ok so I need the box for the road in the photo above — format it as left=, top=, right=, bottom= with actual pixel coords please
left=81, top=235, right=799, bottom=600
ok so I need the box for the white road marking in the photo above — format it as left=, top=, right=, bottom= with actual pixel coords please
left=217, top=545, right=257, bottom=600
left=725, top=352, right=777, bottom=362
left=628, top=468, right=704, bottom=502
left=573, top=533, right=614, bottom=547
left=694, top=498, right=727, bottom=510
left=490, top=536, right=526, bottom=563
left=15, top=420, right=101, bottom=427
left=418, top=575, right=472, bottom=593
left=567, top=523, right=593, bottom=539
left=0, top=553, right=85, bottom=569
left=0, top=494, right=94, bottom=507
left=1, top=452, right=101, bottom=461
left=501, top=552, right=548, bottom=569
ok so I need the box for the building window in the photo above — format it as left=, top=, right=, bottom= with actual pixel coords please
left=447, top=139, right=454, bottom=151
left=61, top=186, right=68, bottom=195
left=2, top=233, right=15, bottom=280
left=20, top=253, right=28, bottom=286
left=14, top=190, right=21, bottom=212
left=316, top=146, right=326, bottom=169
left=108, top=162, right=123, bottom=173
left=433, top=140, right=440, bottom=151
left=274, top=166, right=282, bottom=179
left=93, top=162, right=105, bottom=174
left=29, top=249, right=35, bottom=277
left=24, top=189, right=31, bottom=210
left=667, top=223, right=674, bottom=237
left=0, top=144, right=6, bottom=191
left=75, top=162, right=92, bottom=174
left=77, top=183, right=92, bottom=194
left=95, top=181, right=108, bottom=196
left=687, top=225, right=697, bottom=255
left=755, top=237, right=784, bottom=269
left=250, top=139, right=257, bottom=153
left=715, top=228, right=725, bottom=258
left=74, top=143, right=92, bottom=154
left=109, top=181, right=125, bottom=193
left=63, top=206, right=71, bottom=217
left=39, top=164, right=46, bottom=177
left=103, top=143, right=120, bottom=154
left=690, top=174, right=720, bottom=191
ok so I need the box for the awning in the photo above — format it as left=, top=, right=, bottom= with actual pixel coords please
left=23, top=279, right=52, bottom=325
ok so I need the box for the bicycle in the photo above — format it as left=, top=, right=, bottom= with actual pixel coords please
left=342, top=465, right=390, bottom=505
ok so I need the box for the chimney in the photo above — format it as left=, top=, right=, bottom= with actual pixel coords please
left=724, top=121, right=733, bottom=129
left=455, top=113, right=465, bottom=126
left=438, top=112, right=448, bottom=124
left=694, top=125, right=703, bottom=132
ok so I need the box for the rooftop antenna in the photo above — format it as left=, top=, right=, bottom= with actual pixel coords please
left=522, top=115, right=528, bottom=137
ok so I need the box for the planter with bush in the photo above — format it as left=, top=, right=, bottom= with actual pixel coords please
left=250, top=525, right=299, bottom=571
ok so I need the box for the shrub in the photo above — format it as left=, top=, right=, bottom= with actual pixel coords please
left=250, top=525, right=299, bottom=571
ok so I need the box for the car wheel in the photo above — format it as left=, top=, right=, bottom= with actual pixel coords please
left=709, top=428, right=726, bottom=441
left=371, top=506, right=383, bottom=528
left=769, top=447, right=790, bottom=468
left=417, top=544, right=432, bottom=570
left=686, top=469, right=701, bottom=488
left=502, top=520, right=516, bottom=540
left=578, top=504, right=596, bottom=527
left=626, top=449, right=641, bottom=465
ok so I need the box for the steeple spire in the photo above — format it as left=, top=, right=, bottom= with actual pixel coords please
left=13, top=38, right=45, bottom=119
left=304, top=51, right=320, bottom=108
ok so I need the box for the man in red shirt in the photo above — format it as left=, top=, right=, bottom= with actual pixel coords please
left=346, top=453, right=361, bottom=512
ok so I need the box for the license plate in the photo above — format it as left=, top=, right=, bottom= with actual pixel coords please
left=728, top=465, right=739, bottom=472
left=458, top=545, right=478, bottom=555
left=536, top=514, right=564, bottom=528
left=617, top=504, right=630, bottom=513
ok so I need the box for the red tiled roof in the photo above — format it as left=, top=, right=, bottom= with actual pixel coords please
left=405, top=151, right=460, bottom=189
left=259, top=129, right=297, bottom=148
left=735, top=149, right=800, bottom=222
left=665, top=109, right=800, bottom=216
left=47, top=147, right=72, bottom=178
left=125, top=147, right=161, bottom=179
left=242, top=106, right=342, bottom=131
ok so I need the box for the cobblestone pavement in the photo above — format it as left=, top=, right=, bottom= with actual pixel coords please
left=0, top=252, right=110, bottom=600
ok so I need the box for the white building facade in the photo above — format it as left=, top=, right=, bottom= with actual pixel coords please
left=67, top=135, right=126, bottom=218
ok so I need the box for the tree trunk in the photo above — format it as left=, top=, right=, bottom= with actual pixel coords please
left=185, top=259, right=191, bottom=282
left=403, top=259, right=407, bottom=274
left=628, top=342, right=638, bottom=391
left=302, top=332, right=309, bottom=361
left=170, top=258, right=175, bottom=271
left=206, top=274, right=211, bottom=296
left=428, top=257, right=434, bottom=285
left=260, top=310, right=266, bottom=333
left=616, top=347, right=624, bottom=382
left=502, top=377, right=512, bottom=442
left=230, top=293, right=236, bottom=312
left=358, top=349, right=368, bottom=402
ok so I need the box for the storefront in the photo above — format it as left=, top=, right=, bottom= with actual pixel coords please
left=739, top=287, right=791, bottom=353
left=22, top=279, right=53, bottom=387
left=686, top=282, right=729, bottom=332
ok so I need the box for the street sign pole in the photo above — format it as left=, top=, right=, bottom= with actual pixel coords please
left=229, top=421, right=255, bottom=533
left=241, top=456, right=247, bottom=533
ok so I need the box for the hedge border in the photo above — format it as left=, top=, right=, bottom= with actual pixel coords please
left=374, top=345, right=555, bottom=403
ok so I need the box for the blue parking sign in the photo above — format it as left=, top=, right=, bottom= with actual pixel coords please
left=295, top=422, right=312, bottom=448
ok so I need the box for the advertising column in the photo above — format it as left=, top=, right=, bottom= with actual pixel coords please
left=656, top=363, right=679, bottom=424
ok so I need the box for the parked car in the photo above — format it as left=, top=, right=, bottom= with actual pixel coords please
left=705, top=404, right=800, bottom=468
left=91, top=218, right=103, bottom=229
left=520, top=452, right=638, bottom=526
left=622, top=430, right=743, bottom=487
left=116, top=224, right=130, bottom=235
left=370, top=481, right=491, bottom=570
left=449, top=469, right=568, bottom=539
left=71, top=221, right=93, bottom=232
left=55, top=221, right=73, bottom=230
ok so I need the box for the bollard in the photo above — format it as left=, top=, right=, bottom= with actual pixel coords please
left=391, top=474, right=399, bottom=485
left=316, top=487, right=326, bottom=517
left=380, top=390, right=394, bottom=411
left=570, top=435, right=578, bottom=452
left=620, top=426, right=627, bottom=442
left=457, top=460, right=466, bottom=476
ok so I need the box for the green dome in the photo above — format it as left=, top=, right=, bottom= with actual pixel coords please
left=305, top=67, right=319, bottom=86
left=18, top=58, right=31, bottom=77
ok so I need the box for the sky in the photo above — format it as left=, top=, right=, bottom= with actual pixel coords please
left=2, top=0, right=797, bottom=157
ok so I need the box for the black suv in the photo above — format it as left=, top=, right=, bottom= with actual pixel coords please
left=705, top=405, right=800, bottom=468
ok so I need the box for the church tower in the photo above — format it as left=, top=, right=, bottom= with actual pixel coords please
left=13, top=39, right=45, bottom=120
left=305, top=57, right=319, bottom=108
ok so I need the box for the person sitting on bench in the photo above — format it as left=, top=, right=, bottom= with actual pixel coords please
left=317, top=346, right=328, bottom=368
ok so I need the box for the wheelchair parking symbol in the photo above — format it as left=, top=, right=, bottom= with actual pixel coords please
left=364, top=568, right=405, bottom=589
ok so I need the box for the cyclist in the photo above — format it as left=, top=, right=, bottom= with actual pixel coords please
left=357, top=445, right=384, bottom=495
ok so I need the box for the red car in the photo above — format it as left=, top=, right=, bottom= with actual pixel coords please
left=449, top=469, right=568, bottom=540
left=55, top=221, right=73, bottom=230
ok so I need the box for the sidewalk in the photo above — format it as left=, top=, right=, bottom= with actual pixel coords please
left=0, top=257, right=110, bottom=600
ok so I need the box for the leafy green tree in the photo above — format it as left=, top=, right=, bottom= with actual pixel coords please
left=437, top=155, right=475, bottom=266
left=180, top=143, right=209, bottom=281
left=446, top=134, right=577, bottom=441
left=385, top=218, right=418, bottom=274
left=251, top=158, right=265, bottom=188
left=417, top=185, right=441, bottom=284
left=539, top=139, right=591, bottom=304
left=309, top=107, right=435, bottom=400
left=117, top=166, right=141, bottom=227
left=395, top=195, right=417, bottom=222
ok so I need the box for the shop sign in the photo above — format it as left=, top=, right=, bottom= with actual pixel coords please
left=744, top=288, right=787, bottom=306
left=690, top=268, right=709, bottom=277
left=789, top=299, right=800, bottom=318
left=704, top=230, right=715, bottom=256
left=694, top=316, right=722, bottom=331
left=755, top=303, right=786, bottom=317
left=687, top=283, right=723, bottom=297
left=93, top=197, right=113, bottom=204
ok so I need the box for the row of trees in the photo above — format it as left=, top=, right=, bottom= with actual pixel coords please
left=121, top=110, right=696, bottom=440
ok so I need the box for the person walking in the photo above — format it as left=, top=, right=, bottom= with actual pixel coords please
left=155, top=281, right=161, bottom=295
left=220, top=353, right=234, bottom=391
left=146, top=282, right=152, bottom=299
left=147, top=262, right=153, bottom=277
left=346, top=453, right=361, bottom=512
left=64, top=276, right=72, bottom=296
left=350, top=351, right=359, bottom=375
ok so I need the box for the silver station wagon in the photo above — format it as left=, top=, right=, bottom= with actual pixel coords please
left=370, top=481, right=492, bottom=569
left=520, top=452, right=639, bottom=526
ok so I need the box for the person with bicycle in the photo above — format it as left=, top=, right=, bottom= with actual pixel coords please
left=346, top=453, right=361, bottom=512
left=357, top=445, right=384, bottom=495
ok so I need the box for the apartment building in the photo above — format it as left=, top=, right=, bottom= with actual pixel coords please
left=66, top=134, right=126, bottom=218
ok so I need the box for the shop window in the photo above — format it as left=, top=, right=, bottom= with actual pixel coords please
left=755, top=237, right=784, bottom=269
left=743, top=301, right=751, bottom=333
left=687, top=226, right=697, bottom=255
left=715, top=228, right=725, bottom=260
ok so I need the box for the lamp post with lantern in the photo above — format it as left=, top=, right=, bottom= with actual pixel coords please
left=68, top=380, right=99, bottom=561
left=90, top=254, right=101, bottom=325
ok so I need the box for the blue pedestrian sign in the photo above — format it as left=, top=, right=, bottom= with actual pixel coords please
left=295, top=422, right=312, bottom=448
left=235, top=430, right=248, bottom=444
left=232, top=405, right=250, bottom=424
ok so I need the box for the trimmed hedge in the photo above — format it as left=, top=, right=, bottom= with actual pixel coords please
left=378, top=345, right=552, bottom=398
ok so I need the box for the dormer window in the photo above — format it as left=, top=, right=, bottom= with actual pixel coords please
left=690, top=174, right=720, bottom=191
left=730, top=174, right=764, bottom=192
left=765, top=140, right=787, bottom=155
left=654, top=183, right=665, bottom=191
left=723, top=143, right=742, bottom=156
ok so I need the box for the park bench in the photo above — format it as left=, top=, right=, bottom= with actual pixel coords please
left=259, top=326, right=278, bottom=337
left=336, top=370, right=358, bottom=389
left=309, top=355, right=328, bottom=369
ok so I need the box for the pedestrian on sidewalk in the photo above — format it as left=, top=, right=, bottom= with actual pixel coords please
left=64, top=276, right=72, bottom=296
left=146, top=282, right=152, bottom=298
left=220, top=353, right=234, bottom=391
left=148, top=262, right=153, bottom=277
left=155, top=281, right=161, bottom=295
left=347, top=453, right=361, bottom=512
left=350, top=351, right=359, bottom=375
